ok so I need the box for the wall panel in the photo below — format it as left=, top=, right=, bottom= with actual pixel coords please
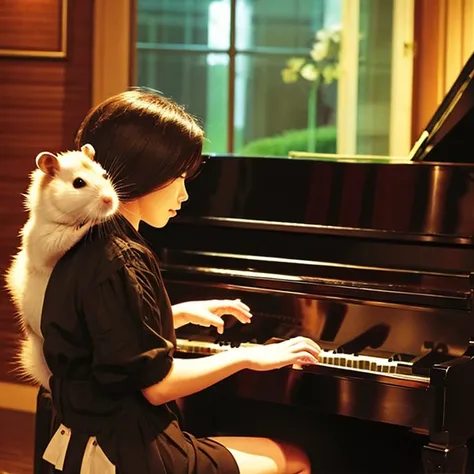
left=0, top=0, right=93, bottom=383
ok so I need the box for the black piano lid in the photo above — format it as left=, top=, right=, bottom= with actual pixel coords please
left=182, top=153, right=474, bottom=244
left=410, top=51, right=474, bottom=162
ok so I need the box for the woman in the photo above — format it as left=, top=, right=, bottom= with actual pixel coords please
left=40, top=88, right=321, bottom=474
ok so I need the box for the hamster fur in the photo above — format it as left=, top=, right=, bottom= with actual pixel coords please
left=5, top=144, right=119, bottom=389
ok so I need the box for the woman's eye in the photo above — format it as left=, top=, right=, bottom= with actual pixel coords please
left=73, top=177, right=86, bottom=189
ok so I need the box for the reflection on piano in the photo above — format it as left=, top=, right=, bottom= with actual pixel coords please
left=138, top=53, right=474, bottom=474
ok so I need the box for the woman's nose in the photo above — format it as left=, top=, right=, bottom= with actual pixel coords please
left=179, top=183, right=189, bottom=203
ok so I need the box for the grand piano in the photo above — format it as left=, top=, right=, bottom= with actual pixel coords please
left=33, top=54, right=474, bottom=473
left=139, top=52, right=474, bottom=473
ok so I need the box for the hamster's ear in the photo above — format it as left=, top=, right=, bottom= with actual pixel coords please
left=81, top=143, right=95, bottom=161
left=35, top=152, right=60, bottom=177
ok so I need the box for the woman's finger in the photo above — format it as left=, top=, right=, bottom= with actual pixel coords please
left=287, top=341, right=321, bottom=361
left=214, top=303, right=253, bottom=323
left=281, top=350, right=319, bottom=369
left=234, top=299, right=251, bottom=312
left=286, top=336, right=321, bottom=354
left=195, top=312, right=225, bottom=333
left=209, top=299, right=252, bottom=315
left=293, top=350, right=319, bottom=365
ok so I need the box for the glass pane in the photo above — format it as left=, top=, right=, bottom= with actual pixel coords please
left=234, top=53, right=338, bottom=156
left=236, top=0, right=341, bottom=51
left=137, top=51, right=229, bottom=153
left=135, top=0, right=403, bottom=158
left=356, top=0, right=394, bottom=155
left=137, top=0, right=230, bottom=49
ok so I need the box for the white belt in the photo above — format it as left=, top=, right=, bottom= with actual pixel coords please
left=42, top=423, right=115, bottom=473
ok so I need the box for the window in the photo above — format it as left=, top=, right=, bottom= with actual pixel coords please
left=136, top=0, right=414, bottom=158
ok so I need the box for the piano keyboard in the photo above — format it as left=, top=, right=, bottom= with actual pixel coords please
left=175, top=338, right=429, bottom=382
left=175, top=338, right=258, bottom=354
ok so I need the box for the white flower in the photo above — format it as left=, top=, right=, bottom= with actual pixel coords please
left=310, top=42, right=329, bottom=62
left=281, top=68, right=299, bottom=83
left=328, top=24, right=342, bottom=41
left=286, top=57, right=306, bottom=72
left=300, top=64, right=319, bottom=82
left=281, top=24, right=342, bottom=86
left=316, top=29, right=329, bottom=41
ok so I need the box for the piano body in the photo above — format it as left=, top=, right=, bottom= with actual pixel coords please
left=139, top=53, right=474, bottom=473
left=32, top=54, right=474, bottom=473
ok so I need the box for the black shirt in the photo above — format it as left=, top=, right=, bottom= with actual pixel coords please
left=41, top=216, right=178, bottom=470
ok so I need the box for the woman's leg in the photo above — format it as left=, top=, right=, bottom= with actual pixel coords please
left=210, top=436, right=311, bottom=474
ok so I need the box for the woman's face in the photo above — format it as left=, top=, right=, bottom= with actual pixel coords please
left=138, top=175, right=189, bottom=228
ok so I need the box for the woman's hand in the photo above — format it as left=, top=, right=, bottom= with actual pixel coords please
left=142, top=335, right=321, bottom=406
left=240, top=336, right=322, bottom=371
left=172, top=299, right=252, bottom=333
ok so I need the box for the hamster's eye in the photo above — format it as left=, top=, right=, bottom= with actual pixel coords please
left=73, top=177, right=87, bottom=189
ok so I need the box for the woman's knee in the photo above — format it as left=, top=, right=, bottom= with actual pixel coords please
left=210, top=436, right=311, bottom=474
left=279, top=440, right=311, bottom=474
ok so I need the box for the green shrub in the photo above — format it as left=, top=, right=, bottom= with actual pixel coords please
left=238, top=126, right=337, bottom=157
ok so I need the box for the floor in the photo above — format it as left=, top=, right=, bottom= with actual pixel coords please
left=0, top=409, right=35, bottom=474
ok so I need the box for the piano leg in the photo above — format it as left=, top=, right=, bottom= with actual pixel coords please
left=422, top=443, right=468, bottom=474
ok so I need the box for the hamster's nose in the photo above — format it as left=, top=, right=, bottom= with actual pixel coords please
left=101, top=195, right=113, bottom=205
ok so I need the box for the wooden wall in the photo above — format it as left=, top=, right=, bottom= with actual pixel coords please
left=0, top=0, right=94, bottom=383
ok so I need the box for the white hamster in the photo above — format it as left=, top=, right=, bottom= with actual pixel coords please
left=5, top=143, right=119, bottom=389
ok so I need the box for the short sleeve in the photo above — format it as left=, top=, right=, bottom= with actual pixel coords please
left=84, top=262, right=174, bottom=393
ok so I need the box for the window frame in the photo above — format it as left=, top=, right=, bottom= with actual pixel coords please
left=337, top=0, right=415, bottom=157
left=94, top=0, right=415, bottom=157
left=92, top=0, right=134, bottom=107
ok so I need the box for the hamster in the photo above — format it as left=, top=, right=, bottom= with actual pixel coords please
left=5, top=144, right=119, bottom=389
